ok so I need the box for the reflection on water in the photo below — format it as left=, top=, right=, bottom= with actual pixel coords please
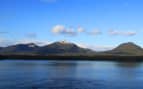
left=48, top=61, right=78, bottom=78
left=115, top=62, right=141, bottom=68
left=0, top=60, right=143, bottom=89
left=114, top=62, right=142, bottom=81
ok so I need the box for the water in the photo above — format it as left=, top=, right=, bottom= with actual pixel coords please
left=0, top=60, right=143, bottom=89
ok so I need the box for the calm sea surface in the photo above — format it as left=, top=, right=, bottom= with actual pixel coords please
left=0, top=60, right=143, bottom=89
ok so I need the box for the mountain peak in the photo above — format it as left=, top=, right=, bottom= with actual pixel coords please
left=37, top=41, right=92, bottom=54
left=52, top=41, right=75, bottom=46
left=109, top=42, right=143, bottom=55
left=120, top=42, right=137, bottom=46
left=26, top=43, right=38, bottom=48
left=49, top=41, right=76, bottom=46
left=59, top=40, right=69, bottom=44
left=116, top=42, right=141, bottom=49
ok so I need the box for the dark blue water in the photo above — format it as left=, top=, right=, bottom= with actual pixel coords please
left=0, top=60, right=143, bottom=89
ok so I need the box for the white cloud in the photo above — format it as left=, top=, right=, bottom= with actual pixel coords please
left=52, top=25, right=76, bottom=36
left=52, top=25, right=65, bottom=33
left=109, top=30, right=137, bottom=36
left=77, top=27, right=85, bottom=33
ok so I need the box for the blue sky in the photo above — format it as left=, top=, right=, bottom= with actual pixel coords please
left=0, top=0, right=143, bottom=51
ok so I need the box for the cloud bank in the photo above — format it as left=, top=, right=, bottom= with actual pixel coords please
left=51, top=25, right=137, bottom=37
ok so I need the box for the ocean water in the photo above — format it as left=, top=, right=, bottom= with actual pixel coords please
left=0, top=60, right=143, bottom=89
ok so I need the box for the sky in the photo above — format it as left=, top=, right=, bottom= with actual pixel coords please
left=0, top=0, right=143, bottom=51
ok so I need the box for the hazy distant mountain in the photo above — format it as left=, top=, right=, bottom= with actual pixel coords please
left=0, top=43, right=39, bottom=55
left=107, top=42, right=143, bottom=55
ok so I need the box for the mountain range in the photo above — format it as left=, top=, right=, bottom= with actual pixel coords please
left=0, top=41, right=92, bottom=55
left=0, top=41, right=143, bottom=56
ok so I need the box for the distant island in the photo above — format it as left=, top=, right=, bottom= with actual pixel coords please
left=0, top=41, right=143, bottom=61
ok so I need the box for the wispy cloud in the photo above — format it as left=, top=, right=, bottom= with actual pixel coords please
left=109, top=30, right=137, bottom=36
left=52, top=25, right=138, bottom=37
left=26, top=33, right=37, bottom=39
left=87, top=29, right=102, bottom=35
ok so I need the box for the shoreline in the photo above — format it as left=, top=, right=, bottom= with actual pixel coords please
left=0, top=55, right=143, bottom=62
